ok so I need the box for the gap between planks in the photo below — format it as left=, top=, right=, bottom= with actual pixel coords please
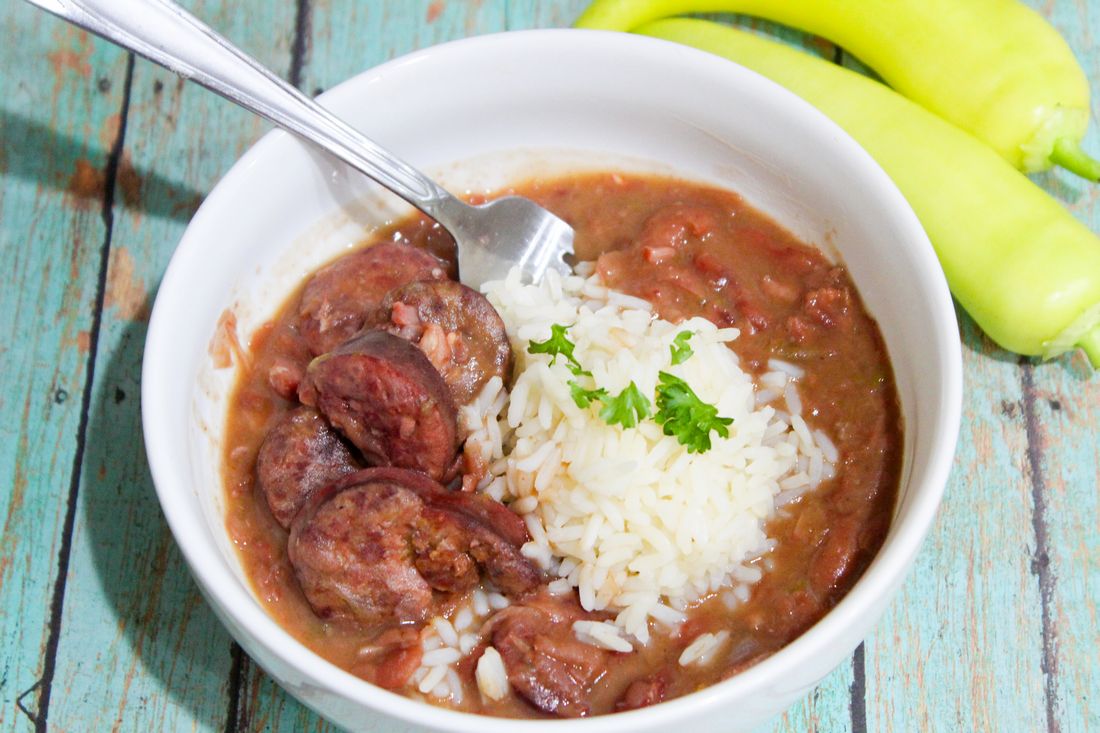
left=32, top=53, right=137, bottom=733
left=1020, top=361, right=1061, bottom=733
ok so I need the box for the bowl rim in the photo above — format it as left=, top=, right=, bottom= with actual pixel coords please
left=142, top=27, right=962, bottom=731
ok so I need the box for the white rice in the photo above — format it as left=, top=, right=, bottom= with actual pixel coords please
left=418, top=664, right=449, bottom=695
left=475, top=647, right=510, bottom=701
left=572, top=620, right=634, bottom=653
left=411, top=589, right=507, bottom=702
left=679, top=630, right=731, bottom=667
left=432, top=617, right=459, bottom=648
left=477, top=267, right=839, bottom=643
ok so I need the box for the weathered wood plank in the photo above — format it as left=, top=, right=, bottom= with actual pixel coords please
left=865, top=313, right=1048, bottom=732
left=237, top=655, right=339, bottom=733
left=1020, top=359, right=1099, bottom=733
left=1019, top=4, right=1100, bottom=732
left=0, top=5, right=128, bottom=731
left=40, top=2, right=298, bottom=731
left=302, top=0, right=507, bottom=97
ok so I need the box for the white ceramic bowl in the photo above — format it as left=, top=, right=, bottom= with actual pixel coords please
left=143, top=29, right=962, bottom=733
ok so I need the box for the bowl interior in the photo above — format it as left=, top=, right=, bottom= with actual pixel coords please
left=144, top=29, right=960, bottom=733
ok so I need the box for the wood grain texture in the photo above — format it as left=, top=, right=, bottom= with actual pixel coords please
left=36, top=2, right=298, bottom=731
left=302, top=0, right=506, bottom=97
left=866, top=314, right=1048, bottom=732
left=0, top=5, right=128, bottom=731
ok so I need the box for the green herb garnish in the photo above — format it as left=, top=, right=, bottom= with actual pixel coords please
left=654, top=371, right=733, bottom=453
left=532, top=325, right=727, bottom=453
left=598, top=382, right=652, bottom=428
left=568, top=380, right=609, bottom=409
left=670, top=330, right=695, bottom=365
left=527, top=323, right=589, bottom=376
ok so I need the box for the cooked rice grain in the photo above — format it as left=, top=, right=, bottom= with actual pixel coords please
left=476, top=647, right=510, bottom=701
left=679, top=630, right=731, bottom=667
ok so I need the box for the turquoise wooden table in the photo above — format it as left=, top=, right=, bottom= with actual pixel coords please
left=1, top=1, right=1097, bottom=731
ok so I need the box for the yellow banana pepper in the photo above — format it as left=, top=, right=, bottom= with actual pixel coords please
left=576, top=0, right=1100, bottom=180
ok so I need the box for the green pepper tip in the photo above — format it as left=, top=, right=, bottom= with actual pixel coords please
left=1050, top=138, right=1100, bottom=183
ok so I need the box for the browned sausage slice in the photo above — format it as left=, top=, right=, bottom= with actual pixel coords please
left=289, top=468, right=541, bottom=627
left=297, top=242, right=447, bottom=356
left=255, top=406, right=359, bottom=529
left=321, top=468, right=537, bottom=595
left=298, top=331, right=458, bottom=481
left=414, top=503, right=541, bottom=597
left=488, top=597, right=610, bottom=718
left=426, top=487, right=530, bottom=548
left=367, top=279, right=512, bottom=406
left=330, top=467, right=530, bottom=548
left=289, top=480, right=434, bottom=626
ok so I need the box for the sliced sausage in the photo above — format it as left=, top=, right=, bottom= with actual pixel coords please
left=298, top=331, right=458, bottom=481
left=289, top=468, right=540, bottom=627
left=296, top=242, right=447, bottom=356
left=289, top=480, right=434, bottom=626
left=427, top=487, right=530, bottom=548
left=367, top=279, right=512, bottom=406
left=488, top=596, right=611, bottom=718
left=338, top=468, right=538, bottom=596
left=331, top=467, right=530, bottom=548
left=255, top=406, right=359, bottom=529
left=414, top=503, right=541, bottom=597
left=409, top=505, right=482, bottom=593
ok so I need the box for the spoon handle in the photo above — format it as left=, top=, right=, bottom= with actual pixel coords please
left=25, top=0, right=460, bottom=216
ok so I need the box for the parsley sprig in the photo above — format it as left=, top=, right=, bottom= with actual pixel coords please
left=670, top=330, right=695, bottom=365
left=527, top=323, right=590, bottom=376
left=568, top=381, right=607, bottom=408
left=527, top=323, right=732, bottom=452
left=653, top=372, right=733, bottom=453
left=598, top=382, right=651, bottom=428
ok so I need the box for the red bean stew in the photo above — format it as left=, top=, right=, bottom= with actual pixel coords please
left=222, top=172, right=902, bottom=718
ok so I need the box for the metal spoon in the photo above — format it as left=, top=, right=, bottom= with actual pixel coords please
left=26, top=0, right=575, bottom=289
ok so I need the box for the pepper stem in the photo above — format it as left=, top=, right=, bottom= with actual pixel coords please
left=1051, top=138, right=1100, bottom=182
left=1078, top=326, right=1100, bottom=369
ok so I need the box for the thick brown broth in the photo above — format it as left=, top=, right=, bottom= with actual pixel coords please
left=222, top=172, right=902, bottom=717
